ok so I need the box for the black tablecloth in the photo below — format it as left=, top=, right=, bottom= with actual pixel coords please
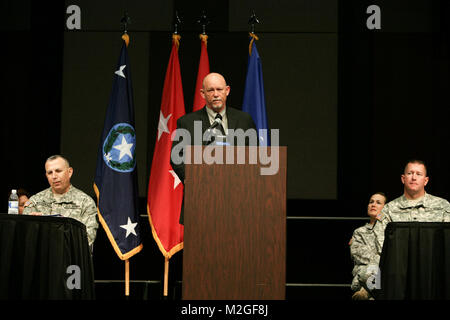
left=376, top=222, right=450, bottom=300
left=0, top=214, right=95, bottom=299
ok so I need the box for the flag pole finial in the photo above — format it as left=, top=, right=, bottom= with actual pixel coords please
left=121, top=11, right=131, bottom=34
left=248, top=10, right=260, bottom=55
left=197, top=10, right=210, bottom=35
left=173, top=11, right=182, bottom=35
left=121, top=11, right=131, bottom=46
left=172, top=11, right=182, bottom=49
left=248, top=10, right=260, bottom=35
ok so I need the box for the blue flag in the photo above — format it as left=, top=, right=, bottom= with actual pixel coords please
left=242, top=38, right=270, bottom=146
left=94, top=38, right=143, bottom=260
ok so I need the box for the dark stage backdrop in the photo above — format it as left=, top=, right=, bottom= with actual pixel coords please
left=59, top=0, right=338, bottom=202
left=338, top=0, right=450, bottom=215
left=1, top=1, right=65, bottom=200
left=2, top=0, right=450, bottom=299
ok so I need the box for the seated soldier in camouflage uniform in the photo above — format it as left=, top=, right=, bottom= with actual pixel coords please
left=362, top=159, right=450, bottom=293
left=23, top=155, right=99, bottom=248
left=349, top=192, right=386, bottom=300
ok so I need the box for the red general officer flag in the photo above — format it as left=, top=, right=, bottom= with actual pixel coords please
left=192, top=34, right=210, bottom=111
left=147, top=34, right=185, bottom=258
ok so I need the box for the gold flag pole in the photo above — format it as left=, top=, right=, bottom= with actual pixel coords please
left=125, top=259, right=130, bottom=296
left=164, top=257, right=169, bottom=297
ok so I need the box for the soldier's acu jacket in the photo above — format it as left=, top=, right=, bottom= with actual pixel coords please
left=23, top=185, right=99, bottom=246
left=350, top=222, right=378, bottom=291
left=372, top=193, right=450, bottom=258
left=353, top=193, right=450, bottom=291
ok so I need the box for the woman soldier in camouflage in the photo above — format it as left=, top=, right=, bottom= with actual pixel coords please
left=349, top=192, right=386, bottom=300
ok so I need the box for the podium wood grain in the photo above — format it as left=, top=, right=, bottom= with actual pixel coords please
left=182, top=146, right=286, bottom=299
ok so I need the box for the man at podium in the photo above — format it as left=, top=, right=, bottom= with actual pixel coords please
left=171, top=72, right=256, bottom=182
left=171, top=73, right=256, bottom=224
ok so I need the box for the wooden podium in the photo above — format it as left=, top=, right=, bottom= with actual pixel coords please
left=182, top=146, right=286, bottom=300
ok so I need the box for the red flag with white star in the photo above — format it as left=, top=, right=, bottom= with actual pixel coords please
left=147, top=34, right=185, bottom=258
left=192, top=34, right=210, bottom=111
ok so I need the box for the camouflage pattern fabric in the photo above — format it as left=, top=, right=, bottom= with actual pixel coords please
left=23, top=185, right=99, bottom=246
left=350, top=223, right=378, bottom=291
left=373, top=193, right=450, bottom=256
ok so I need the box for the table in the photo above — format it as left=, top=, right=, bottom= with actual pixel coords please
left=376, top=222, right=450, bottom=300
left=0, top=214, right=95, bottom=299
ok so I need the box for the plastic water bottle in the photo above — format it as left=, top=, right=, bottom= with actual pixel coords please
left=8, top=189, right=19, bottom=214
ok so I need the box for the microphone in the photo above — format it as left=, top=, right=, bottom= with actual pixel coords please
left=208, top=114, right=223, bottom=131
left=205, top=114, right=228, bottom=145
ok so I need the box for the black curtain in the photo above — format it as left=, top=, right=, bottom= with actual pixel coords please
left=1, top=1, right=64, bottom=203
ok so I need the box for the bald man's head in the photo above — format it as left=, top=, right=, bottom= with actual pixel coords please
left=200, top=73, right=230, bottom=113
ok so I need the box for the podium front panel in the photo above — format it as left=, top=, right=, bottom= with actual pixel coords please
left=182, top=146, right=286, bottom=300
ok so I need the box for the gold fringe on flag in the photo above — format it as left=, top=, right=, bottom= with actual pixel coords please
left=249, top=32, right=259, bottom=55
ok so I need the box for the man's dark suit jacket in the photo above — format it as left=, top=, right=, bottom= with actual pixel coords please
left=170, top=106, right=257, bottom=224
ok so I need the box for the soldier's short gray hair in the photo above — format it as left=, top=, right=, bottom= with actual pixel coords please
left=46, top=155, right=71, bottom=168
